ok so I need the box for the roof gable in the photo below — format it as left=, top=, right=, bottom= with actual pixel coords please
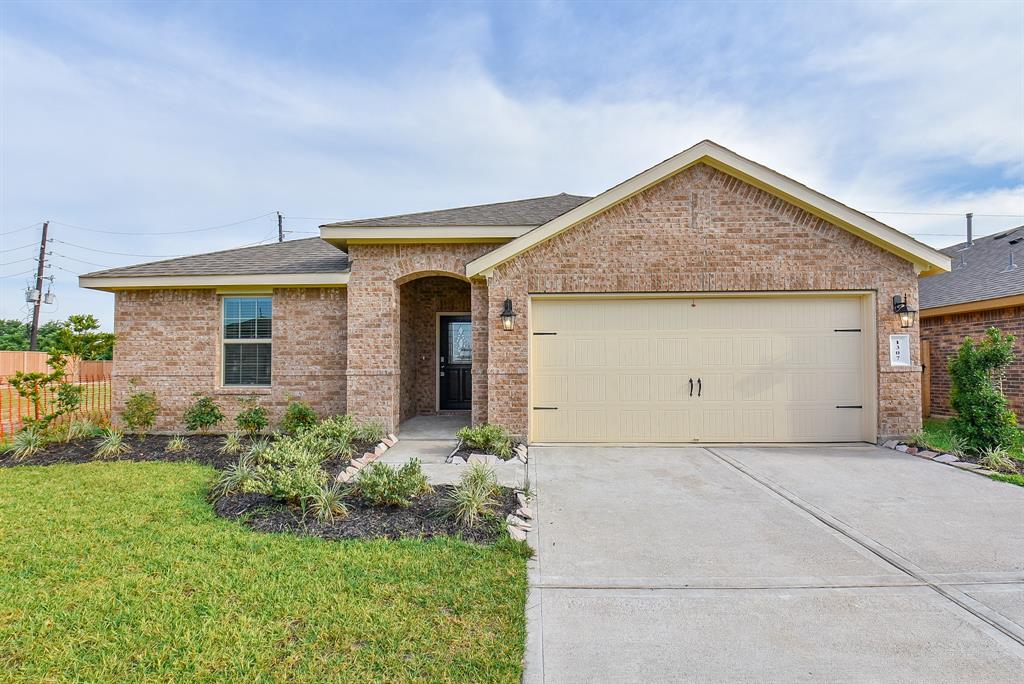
left=466, top=140, right=951, bottom=277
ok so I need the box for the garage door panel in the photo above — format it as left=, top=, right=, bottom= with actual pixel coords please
left=531, top=296, right=868, bottom=443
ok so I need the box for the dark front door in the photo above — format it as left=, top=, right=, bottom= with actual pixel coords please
left=439, top=315, right=472, bottom=410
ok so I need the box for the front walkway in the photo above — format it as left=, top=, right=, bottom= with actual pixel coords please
left=524, top=445, right=1024, bottom=682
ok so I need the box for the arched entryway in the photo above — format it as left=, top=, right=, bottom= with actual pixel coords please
left=397, top=274, right=472, bottom=423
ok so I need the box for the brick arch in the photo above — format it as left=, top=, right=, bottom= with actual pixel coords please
left=394, top=269, right=469, bottom=287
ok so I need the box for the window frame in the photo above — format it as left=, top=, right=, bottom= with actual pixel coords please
left=221, top=295, right=273, bottom=387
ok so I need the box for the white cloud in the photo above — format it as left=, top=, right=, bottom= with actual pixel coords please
left=1, top=1, right=1022, bottom=328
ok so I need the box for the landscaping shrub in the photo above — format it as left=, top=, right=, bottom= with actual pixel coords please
left=948, top=328, right=1019, bottom=453
left=978, top=446, right=1017, bottom=474
left=183, top=394, right=224, bottom=433
left=353, top=419, right=387, bottom=446
left=235, top=399, right=269, bottom=436
left=302, top=415, right=356, bottom=456
left=4, top=426, right=48, bottom=461
left=456, top=423, right=514, bottom=459
left=280, top=399, right=317, bottom=434
left=354, top=459, right=431, bottom=508
left=248, top=436, right=272, bottom=459
left=165, top=435, right=189, bottom=453
left=8, top=351, right=82, bottom=429
left=64, top=419, right=102, bottom=442
left=219, top=431, right=244, bottom=455
left=251, top=439, right=329, bottom=504
left=307, top=481, right=348, bottom=522
left=211, top=453, right=260, bottom=500
left=447, top=463, right=500, bottom=528
left=122, top=388, right=160, bottom=436
left=94, top=429, right=129, bottom=459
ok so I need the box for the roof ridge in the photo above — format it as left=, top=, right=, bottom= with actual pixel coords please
left=323, top=193, right=592, bottom=227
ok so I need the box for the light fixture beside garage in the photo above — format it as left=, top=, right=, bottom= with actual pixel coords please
left=500, top=298, right=517, bottom=331
left=892, top=294, right=917, bottom=328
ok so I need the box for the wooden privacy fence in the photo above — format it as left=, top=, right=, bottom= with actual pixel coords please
left=0, top=351, right=50, bottom=379
left=0, top=375, right=112, bottom=440
left=0, top=351, right=112, bottom=382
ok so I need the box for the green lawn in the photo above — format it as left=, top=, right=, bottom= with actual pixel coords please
left=922, top=417, right=1024, bottom=461
left=0, top=462, right=528, bottom=682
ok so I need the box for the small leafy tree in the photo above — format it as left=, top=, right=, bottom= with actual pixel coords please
left=49, top=314, right=115, bottom=361
left=122, top=385, right=160, bottom=437
left=8, top=351, right=82, bottom=428
left=183, top=394, right=224, bottom=433
left=280, top=398, right=317, bottom=434
left=948, top=327, right=1019, bottom=452
left=235, top=398, right=269, bottom=435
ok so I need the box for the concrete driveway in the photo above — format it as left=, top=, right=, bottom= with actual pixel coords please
left=524, top=445, right=1024, bottom=683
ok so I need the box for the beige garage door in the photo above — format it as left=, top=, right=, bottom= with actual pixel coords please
left=530, top=296, right=872, bottom=443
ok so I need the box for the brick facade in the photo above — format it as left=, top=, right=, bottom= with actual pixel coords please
left=110, top=162, right=928, bottom=442
left=343, top=243, right=494, bottom=430
left=921, top=305, right=1024, bottom=418
left=485, top=164, right=922, bottom=440
left=112, top=287, right=346, bottom=431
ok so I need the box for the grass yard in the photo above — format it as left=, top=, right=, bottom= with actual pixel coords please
left=922, top=417, right=1024, bottom=487
left=0, top=461, right=528, bottom=683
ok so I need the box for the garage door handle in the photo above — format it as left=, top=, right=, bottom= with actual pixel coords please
left=689, top=378, right=693, bottom=397
left=533, top=406, right=558, bottom=410
left=697, top=378, right=702, bottom=397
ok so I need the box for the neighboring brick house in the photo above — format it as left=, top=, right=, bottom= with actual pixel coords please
left=81, top=140, right=950, bottom=442
left=919, top=227, right=1024, bottom=418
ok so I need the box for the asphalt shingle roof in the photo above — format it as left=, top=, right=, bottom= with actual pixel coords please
left=81, top=238, right=349, bottom=278
left=323, top=193, right=592, bottom=227
left=919, top=226, right=1024, bottom=310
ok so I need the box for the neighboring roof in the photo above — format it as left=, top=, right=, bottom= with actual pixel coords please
left=919, top=226, right=1024, bottom=311
left=322, top=193, right=591, bottom=228
left=79, top=238, right=350, bottom=291
left=466, top=140, right=952, bottom=278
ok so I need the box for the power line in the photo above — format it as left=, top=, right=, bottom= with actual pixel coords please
left=1, top=257, right=38, bottom=266
left=866, top=211, right=1024, bottom=218
left=51, top=239, right=184, bottom=258
left=2, top=268, right=38, bottom=279
left=49, top=211, right=278, bottom=236
left=0, top=221, right=43, bottom=236
left=51, top=252, right=111, bottom=268
left=0, top=241, right=39, bottom=253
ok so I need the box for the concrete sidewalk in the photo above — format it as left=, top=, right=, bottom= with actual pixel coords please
left=524, top=445, right=1024, bottom=683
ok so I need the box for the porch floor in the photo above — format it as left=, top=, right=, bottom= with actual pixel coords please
left=380, top=414, right=470, bottom=465
left=397, top=414, right=470, bottom=440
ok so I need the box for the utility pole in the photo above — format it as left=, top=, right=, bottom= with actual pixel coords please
left=277, top=211, right=284, bottom=242
left=29, top=221, right=49, bottom=351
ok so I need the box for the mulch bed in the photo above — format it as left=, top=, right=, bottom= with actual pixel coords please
left=0, top=434, right=376, bottom=473
left=214, top=486, right=519, bottom=544
left=451, top=441, right=525, bottom=463
left=954, top=452, right=1024, bottom=475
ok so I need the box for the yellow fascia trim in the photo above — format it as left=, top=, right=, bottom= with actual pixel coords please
left=466, top=140, right=952, bottom=277
left=320, top=225, right=533, bottom=248
left=920, top=293, right=1024, bottom=318
left=79, top=272, right=349, bottom=292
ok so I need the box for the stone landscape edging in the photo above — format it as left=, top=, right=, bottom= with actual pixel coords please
left=880, top=439, right=999, bottom=478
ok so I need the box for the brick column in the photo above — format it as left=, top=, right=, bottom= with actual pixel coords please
left=470, top=278, right=489, bottom=425
left=345, top=252, right=401, bottom=432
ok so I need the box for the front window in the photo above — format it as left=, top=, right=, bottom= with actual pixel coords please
left=223, top=296, right=271, bottom=385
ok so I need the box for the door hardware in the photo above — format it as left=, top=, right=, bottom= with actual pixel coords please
left=532, top=406, right=558, bottom=410
left=697, top=378, right=702, bottom=397
left=689, top=378, right=693, bottom=397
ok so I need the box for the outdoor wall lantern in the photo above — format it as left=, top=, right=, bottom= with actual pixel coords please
left=892, top=294, right=917, bottom=328
left=500, top=298, right=517, bottom=331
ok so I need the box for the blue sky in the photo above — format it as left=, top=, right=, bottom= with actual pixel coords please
left=2, top=0, right=1023, bottom=328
